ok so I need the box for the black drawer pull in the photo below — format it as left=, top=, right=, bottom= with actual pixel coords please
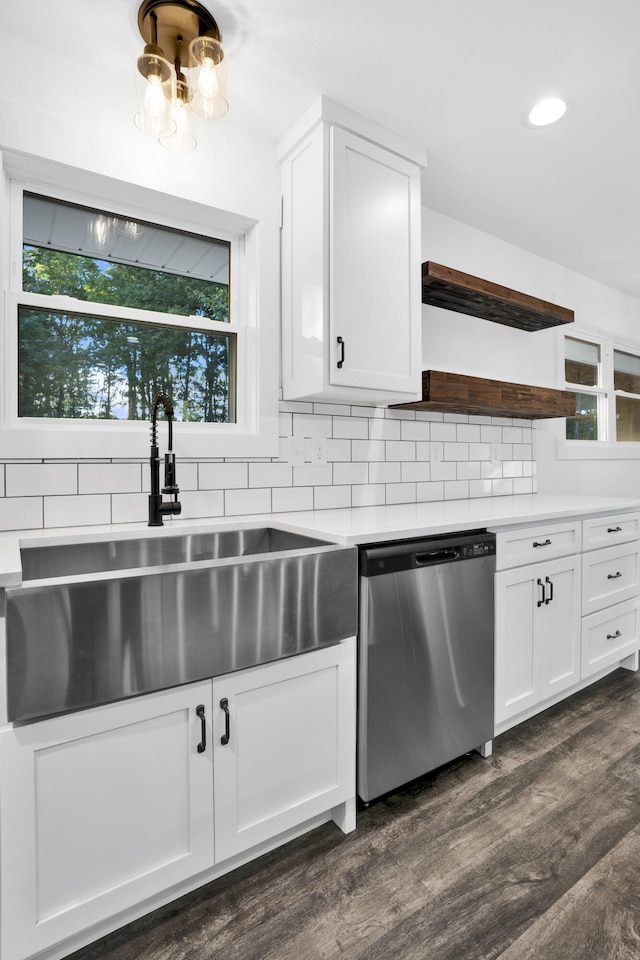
left=607, top=571, right=622, bottom=580
left=607, top=526, right=623, bottom=533
left=537, top=578, right=546, bottom=607
left=220, top=697, right=230, bottom=745
left=533, top=539, right=552, bottom=548
left=196, top=704, right=206, bottom=754
left=606, top=630, right=622, bottom=640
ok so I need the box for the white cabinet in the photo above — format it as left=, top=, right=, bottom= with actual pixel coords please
left=0, top=642, right=356, bottom=960
left=0, top=681, right=215, bottom=960
left=279, top=97, right=425, bottom=404
left=495, top=555, right=580, bottom=725
left=580, top=513, right=640, bottom=679
left=212, top=640, right=356, bottom=863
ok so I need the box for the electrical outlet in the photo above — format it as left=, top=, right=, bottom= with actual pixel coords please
left=491, top=443, right=500, bottom=463
left=311, top=437, right=327, bottom=465
left=288, top=436, right=305, bottom=465
left=430, top=442, right=442, bottom=463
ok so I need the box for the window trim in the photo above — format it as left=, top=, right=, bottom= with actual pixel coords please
left=556, top=323, right=640, bottom=460
left=0, top=152, right=280, bottom=460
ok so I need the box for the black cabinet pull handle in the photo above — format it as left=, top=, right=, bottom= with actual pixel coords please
left=607, top=526, right=623, bottom=533
left=533, top=539, right=552, bottom=548
left=220, top=697, right=230, bottom=745
left=606, top=630, right=622, bottom=640
left=537, top=577, right=546, bottom=607
left=336, top=336, right=345, bottom=369
left=545, top=576, right=554, bottom=604
left=607, top=571, right=622, bottom=580
left=196, top=704, right=206, bottom=754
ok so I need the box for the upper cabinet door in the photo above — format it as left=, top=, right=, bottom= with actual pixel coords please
left=329, top=126, right=422, bottom=395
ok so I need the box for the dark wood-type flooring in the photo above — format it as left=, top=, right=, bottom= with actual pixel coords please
left=69, top=668, right=640, bottom=960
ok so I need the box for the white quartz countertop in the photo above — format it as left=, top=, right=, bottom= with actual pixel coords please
left=1, top=493, right=639, bottom=587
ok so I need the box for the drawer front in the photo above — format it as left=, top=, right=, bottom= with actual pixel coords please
left=581, top=599, right=639, bottom=678
left=581, top=543, right=640, bottom=615
left=582, top=512, right=640, bottom=551
left=496, top=521, right=581, bottom=571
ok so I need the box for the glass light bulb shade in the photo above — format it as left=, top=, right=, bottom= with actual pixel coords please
left=189, top=56, right=228, bottom=119
left=137, top=44, right=172, bottom=84
left=159, top=80, right=197, bottom=153
left=134, top=73, right=176, bottom=138
left=528, top=97, right=567, bottom=126
left=189, top=35, right=224, bottom=68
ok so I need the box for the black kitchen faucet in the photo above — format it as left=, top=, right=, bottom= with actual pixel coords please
left=148, top=391, right=182, bottom=526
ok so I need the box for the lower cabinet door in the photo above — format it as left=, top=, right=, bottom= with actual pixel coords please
left=212, top=640, right=356, bottom=863
left=495, top=566, right=541, bottom=724
left=0, top=682, right=214, bottom=960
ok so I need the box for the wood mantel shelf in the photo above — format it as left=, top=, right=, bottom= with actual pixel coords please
left=422, top=262, right=574, bottom=332
left=392, top=371, right=576, bottom=420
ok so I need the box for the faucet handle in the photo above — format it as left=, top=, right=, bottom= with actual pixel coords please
left=162, top=452, right=179, bottom=495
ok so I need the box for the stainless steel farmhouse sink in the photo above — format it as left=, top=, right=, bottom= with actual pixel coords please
left=6, top=527, right=357, bottom=723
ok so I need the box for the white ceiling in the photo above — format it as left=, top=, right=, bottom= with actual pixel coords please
left=5, top=0, right=640, bottom=300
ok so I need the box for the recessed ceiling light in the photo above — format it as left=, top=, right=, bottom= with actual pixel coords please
left=527, top=97, right=567, bottom=127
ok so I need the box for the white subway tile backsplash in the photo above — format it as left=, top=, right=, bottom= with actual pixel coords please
left=369, top=462, right=401, bottom=484
left=178, top=490, right=225, bottom=520
left=445, top=480, right=470, bottom=500
left=456, top=461, right=481, bottom=481
left=7, top=463, right=77, bottom=497
left=44, top=494, right=110, bottom=529
left=480, top=425, right=503, bottom=442
left=469, top=443, right=491, bottom=461
left=332, top=416, right=368, bottom=439
left=293, top=464, right=333, bottom=486
left=430, top=422, right=457, bottom=442
left=0, top=497, right=42, bottom=531
left=400, top=420, right=430, bottom=441
left=402, top=461, right=429, bottom=483
left=111, top=492, right=149, bottom=525
left=0, top=403, right=537, bottom=532
left=327, top=439, right=352, bottom=462
left=386, top=483, right=417, bottom=504
left=351, top=484, right=385, bottom=507
left=352, top=439, right=386, bottom=462
left=333, top=461, right=369, bottom=485
left=469, top=479, right=493, bottom=498
left=444, top=442, right=469, bottom=461
left=492, top=478, right=514, bottom=496
left=369, top=418, right=401, bottom=441
left=385, top=441, right=416, bottom=461
left=456, top=424, right=481, bottom=442
left=417, top=480, right=444, bottom=501
left=314, top=485, right=351, bottom=510
left=292, top=414, right=332, bottom=438
left=249, top=462, right=292, bottom=488
left=272, top=486, right=313, bottom=513
left=199, top=462, right=248, bottom=490
left=225, top=488, right=271, bottom=516
left=430, top=462, right=457, bottom=482
left=313, top=402, right=350, bottom=416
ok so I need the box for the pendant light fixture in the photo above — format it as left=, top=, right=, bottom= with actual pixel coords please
left=135, top=0, right=229, bottom=153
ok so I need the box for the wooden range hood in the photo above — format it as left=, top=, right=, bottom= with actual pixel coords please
left=393, top=371, right=576, bottom=420
left=422, top=261, right=574, bottom=332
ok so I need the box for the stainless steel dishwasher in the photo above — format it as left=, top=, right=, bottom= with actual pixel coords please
left=358, top=529, right=495, bottom=802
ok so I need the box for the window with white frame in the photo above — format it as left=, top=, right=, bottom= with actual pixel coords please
left=564, top=331, right=640, bottom=444
left=20, top=193, right=235, bottom=424
left=1, top=158, right=279, bottom=460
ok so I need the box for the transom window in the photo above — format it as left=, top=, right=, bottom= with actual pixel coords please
left=20, top=193, right=235, bottom=423
left=564, top=332, right=640, bottom=443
